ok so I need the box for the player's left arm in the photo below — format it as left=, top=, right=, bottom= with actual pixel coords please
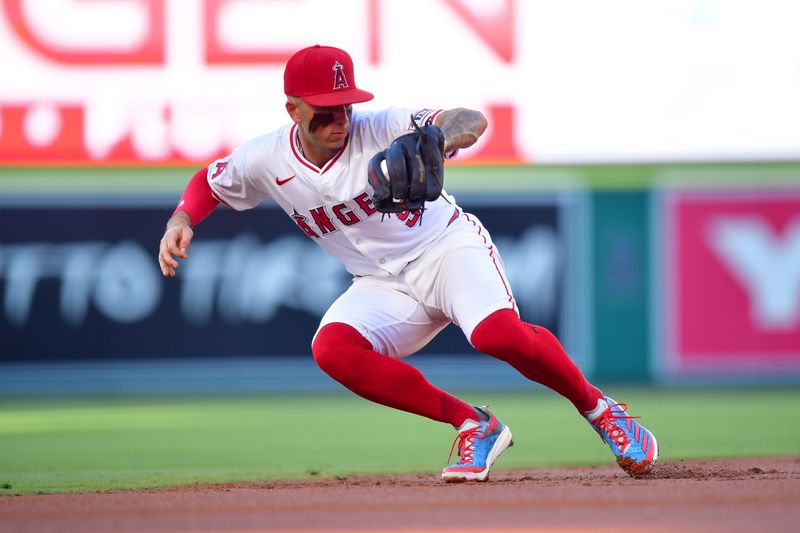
left=434, top=108, right=488, bottom=153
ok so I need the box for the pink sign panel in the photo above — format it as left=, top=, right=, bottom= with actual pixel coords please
left=664, top=190, right=800, bottom=375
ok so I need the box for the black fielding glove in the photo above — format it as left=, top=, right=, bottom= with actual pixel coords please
left=368, top=114, right=445, bottom=215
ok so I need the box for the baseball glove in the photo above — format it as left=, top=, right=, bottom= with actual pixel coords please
left=367, top=115, right=445, bottom=214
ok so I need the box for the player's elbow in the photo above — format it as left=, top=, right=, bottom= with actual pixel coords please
left=470, top=109, right=488, bottom=137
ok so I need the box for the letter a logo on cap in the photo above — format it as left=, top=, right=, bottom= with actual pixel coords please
left=332, top=61, right=349, bottom=90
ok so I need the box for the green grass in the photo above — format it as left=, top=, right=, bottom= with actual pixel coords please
left=0, top=388, right=798, bottom=494
left=1, top=162, right=799, bottom=196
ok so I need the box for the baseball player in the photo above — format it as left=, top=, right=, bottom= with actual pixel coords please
left=158, top=45, right=658, bottom=481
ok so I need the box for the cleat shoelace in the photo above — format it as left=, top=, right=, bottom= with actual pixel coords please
left=448, top=424, right=484, bottom=465
left=592, top=402, right=640, bottom=451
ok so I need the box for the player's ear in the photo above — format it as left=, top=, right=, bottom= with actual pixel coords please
left=285, top=98, right=302, bottom=124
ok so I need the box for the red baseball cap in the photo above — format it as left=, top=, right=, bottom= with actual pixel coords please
left=284, top=45, right=374, bottom=107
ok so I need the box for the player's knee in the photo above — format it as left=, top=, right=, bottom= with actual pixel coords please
left=471, top=308, right=549, bottom=359
left=471, top=309, right=520, bottom=355
left=312, top=322, right=370, bottom=380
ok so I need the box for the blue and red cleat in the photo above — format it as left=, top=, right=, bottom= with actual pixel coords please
left=442, top=406, right=513, bottom=482
left=588, top=396, right=658, bottom=477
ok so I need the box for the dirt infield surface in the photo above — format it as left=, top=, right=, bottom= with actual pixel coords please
left=2, top=457, right=798, bottom=533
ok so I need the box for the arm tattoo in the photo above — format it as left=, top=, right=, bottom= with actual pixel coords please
left=435, top=108, right=488, bottom=153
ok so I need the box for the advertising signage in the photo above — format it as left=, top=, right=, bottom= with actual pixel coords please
left=0, top=193, right=589, bottom=368
left=659, top=189, right=800, bottom=377
left=2, top=0, right=799, bottom=165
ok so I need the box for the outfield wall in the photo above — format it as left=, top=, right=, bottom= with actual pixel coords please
left=1, top=165, right=799, bottom=392
left=0, top=193, right=590, bottom=367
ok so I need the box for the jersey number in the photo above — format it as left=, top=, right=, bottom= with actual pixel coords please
left=396, top=210, right=422, bottom=228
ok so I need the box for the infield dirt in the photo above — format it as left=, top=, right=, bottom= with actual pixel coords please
left=1, top=456, right=798, bottom=533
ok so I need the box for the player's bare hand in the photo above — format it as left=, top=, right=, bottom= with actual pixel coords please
left=158, top=214, right=194, bottom=277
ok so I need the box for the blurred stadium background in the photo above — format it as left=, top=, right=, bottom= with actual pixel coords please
left=0, top=0, right=799, bottom=491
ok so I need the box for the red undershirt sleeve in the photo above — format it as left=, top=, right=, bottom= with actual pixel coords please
left=172, top=167, right=221, bottom=226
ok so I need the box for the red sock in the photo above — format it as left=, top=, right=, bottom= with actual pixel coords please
left=471, top=309, right=603, bottom=414
left=312, top=323, right=477, bottom=428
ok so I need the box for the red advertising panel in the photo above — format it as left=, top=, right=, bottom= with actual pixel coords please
left=663, top=190, right=800, bottom=376
left=0, top=0, right=522, bottom=166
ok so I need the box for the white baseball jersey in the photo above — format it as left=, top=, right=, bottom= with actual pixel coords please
left=207, top=107, right=459, bottom=277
